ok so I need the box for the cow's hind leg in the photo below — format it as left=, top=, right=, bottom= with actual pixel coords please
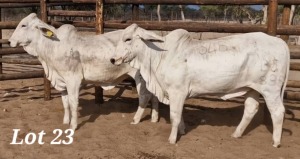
left=168, top=92, right=185, bottom=144
left=263, top=92, right=285, bottom=148
left=61, top=91, right=70, bottom=124
left=232, top=90, right=260, bottom=138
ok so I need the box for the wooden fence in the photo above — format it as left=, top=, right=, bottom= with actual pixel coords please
left=0, top=0, right=300, bottom=101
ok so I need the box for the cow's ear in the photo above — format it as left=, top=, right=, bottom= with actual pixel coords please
left=37, top=26, right=58, bottom=39
left=137, top=29, right=164, bottom=42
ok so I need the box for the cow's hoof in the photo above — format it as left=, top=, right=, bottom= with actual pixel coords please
left=178, top=129, right=185, bottom=135
left=63, top=119, right=70, bottom=125
left=130, top=120, right=139, bottom=125
left=70, top=124, right=77, bottom=131
left=151, top=118, right=158, bottom=123
left=168, top=137, right=177, bottom=144
left=231, top=132, right=242, bottom=138
left=273, top=142, right=281, bottom=148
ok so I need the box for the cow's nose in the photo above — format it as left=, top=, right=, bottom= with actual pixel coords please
left=8, top=39, right=15, bottom=47
left=110, top=58, right=115, bottom=64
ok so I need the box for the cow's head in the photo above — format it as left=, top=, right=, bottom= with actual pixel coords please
left=8, top=13, right=58, bottom=54
left=110, top=24, right=164, bottom=66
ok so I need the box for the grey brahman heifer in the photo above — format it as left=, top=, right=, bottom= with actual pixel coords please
left=9, top=14, right=159, bottom=130
left=111, top=24, right=290, bottom=147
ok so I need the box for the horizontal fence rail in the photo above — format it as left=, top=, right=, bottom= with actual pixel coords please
left=291, top=62, right=300, bottom=71
left=0, top=3, right=39, bottom=7
left=0, top=47, right=26, bottom=55
left=48, top=10, right=95, bottom=17
left=3, top=20, right=300, bottom=36
left=0, top=58, right=40, bottom=65
left=1, top=0, right=300, bottom=5
left=0, top=2, right=93, bottom=8
left=0, top=39, right=9, bottom=44
left=284, top=91, right=300, bottom=101
left=32, top=20, right=300, bottom=35
left=104, top=21, right=300, bottom=35
left=0, top=0, right=71, bottom=3
left=0, top=71, right=44, bottom=80
left=287, top=80, right=300, bottom=88
left=51, top=21, right=95, bottom=28
left=0, top=0, right=300, bottom=102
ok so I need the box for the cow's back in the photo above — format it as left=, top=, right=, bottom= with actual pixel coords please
left=71, top=30, right=133, bottom=84
left=157, top=32, right=289, bottom=96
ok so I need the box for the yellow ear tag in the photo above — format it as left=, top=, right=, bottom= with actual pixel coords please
left=46, top=30, right=53, bottom=37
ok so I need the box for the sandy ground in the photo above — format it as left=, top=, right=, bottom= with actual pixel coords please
left=1, top=64, right=300, bottom=159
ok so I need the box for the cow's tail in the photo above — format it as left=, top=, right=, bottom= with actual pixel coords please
left=280, top=44, right=290, bottom=101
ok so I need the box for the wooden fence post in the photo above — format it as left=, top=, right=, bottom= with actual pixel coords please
left=94, top=0, right=104, bottom=104
left=265, top=0, right=278, bottom=125
left=0, top=8, right=2, bottom=74
left=129, top=4, right=139, bottom=93
left=40, top=0, right=51, bottom=101
left=267, top=0, right=278, bottom=36
left=132, top=4, right=139, bottom=21
left=281, top=5, right=291, bottom=42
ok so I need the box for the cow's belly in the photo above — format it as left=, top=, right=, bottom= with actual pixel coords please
left=187, top=54, right=267, bottom=97
left=189, top=71, right=250, bottom=96
left=81, top=62, right=131, bottom=85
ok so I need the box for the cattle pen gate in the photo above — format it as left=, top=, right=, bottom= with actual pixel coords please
left=0, top=0, right=300, bottom=104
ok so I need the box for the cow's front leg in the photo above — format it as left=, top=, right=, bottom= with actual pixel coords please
left=66, top=80, right=81, bottom=130
left=168, top=92, right=186, bottom=144
left=61, top=90, right=70, bottom=124
left=131, top=93, right=152, bottom=124
left=150, top=96, right=159, bottom=123
left=130, top=71, right=153, bottom=124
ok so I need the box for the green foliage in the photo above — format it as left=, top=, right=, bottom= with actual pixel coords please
left=104, top=4, right=131, bottom=19
left=199, top=5, right=263, bottom=23
left=200, top=5, right=221, bottom=20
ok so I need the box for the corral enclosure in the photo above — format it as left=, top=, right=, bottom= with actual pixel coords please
left=0, top=0, right=300, bottom=158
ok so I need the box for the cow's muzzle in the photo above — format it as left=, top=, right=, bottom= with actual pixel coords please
left=110, top=57, right=123, bottom=66
left=8, top=39, right=17, bottom=48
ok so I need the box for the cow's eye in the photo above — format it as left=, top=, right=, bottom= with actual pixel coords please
left=125, top=38, right=131, bottom=42
left=21, top=25, right=26, bottom=28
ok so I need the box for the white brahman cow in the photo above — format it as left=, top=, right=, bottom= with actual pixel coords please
left=111, top=24, right=290, bottom=147
left=9, top=14, right=159, bottom=130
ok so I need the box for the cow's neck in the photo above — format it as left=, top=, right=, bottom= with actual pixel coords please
left=130, top=41, right=170, bottom=104
left=24, top=39, right=63, bottom=90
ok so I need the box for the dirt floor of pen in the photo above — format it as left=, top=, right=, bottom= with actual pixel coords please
left=0, top=77, right=300, bottom=159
